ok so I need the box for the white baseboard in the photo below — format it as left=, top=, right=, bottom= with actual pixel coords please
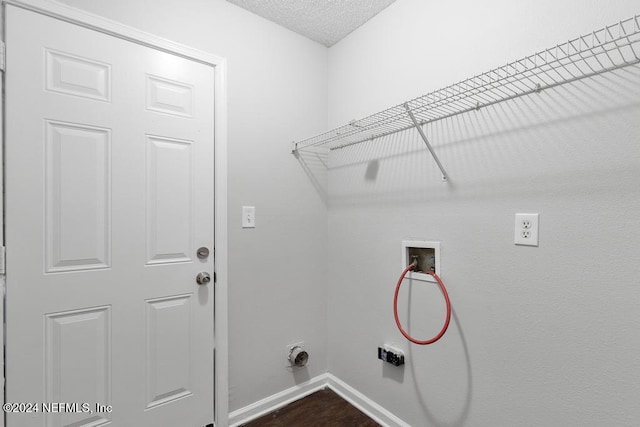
left=228, top=374, right=329, bottom=427
left=325, top=374, right=410, bottom=427
left=228, top=372, right=409, bottom=427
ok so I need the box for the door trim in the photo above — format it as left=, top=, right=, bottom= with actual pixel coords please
left=3, top=1, right=229, bottom=425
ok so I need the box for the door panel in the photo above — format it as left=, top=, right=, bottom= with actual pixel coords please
left=45, top=306, right=112, bottom=426
left=145, top=294, right=193, bottom=409
left=145, top=135, right=194, bottom=265
left=45, top=120, right=112, bottom=272
left=45, top=49, right=112, bottom=102
left=145, top=74, right=193, bottom=117
left=5, top=6, right=215, bottom=426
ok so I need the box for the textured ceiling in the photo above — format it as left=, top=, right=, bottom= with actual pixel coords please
left=226, top=0, right=397, bottom=47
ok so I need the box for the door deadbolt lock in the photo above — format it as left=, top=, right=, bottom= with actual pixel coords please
left=197, top=247, right=210, bottom=259
left=196, top=272, right=211, bottom=285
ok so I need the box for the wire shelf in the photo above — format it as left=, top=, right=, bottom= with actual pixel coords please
left=292, top=15, right=640, bottom=154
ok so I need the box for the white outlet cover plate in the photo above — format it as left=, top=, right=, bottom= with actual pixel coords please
left=514, top=213, right=539, bottom=246
left=242, top=206, right=255, bottom=228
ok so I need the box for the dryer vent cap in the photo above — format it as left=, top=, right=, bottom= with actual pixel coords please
left=288, top=346, right=309, bottom=367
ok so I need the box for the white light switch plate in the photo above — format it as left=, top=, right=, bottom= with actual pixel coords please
left=242, top=206, right=255, bottom=228
left=514, top=213, right=539, bottom=246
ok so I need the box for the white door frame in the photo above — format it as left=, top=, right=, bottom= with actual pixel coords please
left=2, top=1, right=229, bottom=426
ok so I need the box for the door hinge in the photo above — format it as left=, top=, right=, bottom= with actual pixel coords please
left=0, top=41, right=5, bottom=72
left=0, top=246, right=5, bottom=275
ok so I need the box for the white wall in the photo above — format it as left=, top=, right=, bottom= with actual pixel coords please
left=54, top=0, right=329, bottom=413
left=327, top=1, right=640, bottom=426
left=40, top=0, right=640, bottom=425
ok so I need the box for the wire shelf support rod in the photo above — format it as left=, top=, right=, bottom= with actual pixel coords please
left=404, top=103, right=448, bottom=182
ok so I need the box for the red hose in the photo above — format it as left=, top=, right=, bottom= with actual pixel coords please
left=393, top=264, right=451, bottom=345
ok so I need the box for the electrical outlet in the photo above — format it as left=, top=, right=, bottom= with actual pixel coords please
left=514, top=213, right=539, bottom=246
left=378, top=345, right=405, bottom=367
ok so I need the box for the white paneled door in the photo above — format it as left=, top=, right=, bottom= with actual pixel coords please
left=5, top=6, right=215, bottom=427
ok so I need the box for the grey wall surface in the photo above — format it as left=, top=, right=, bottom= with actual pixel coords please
left=48, top=0, right=640, bottom=425
left=327, top=0, right=640, bottom=425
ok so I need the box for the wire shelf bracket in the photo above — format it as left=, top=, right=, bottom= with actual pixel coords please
left=404, top=103, right=448, bottom=182
left=290, top=14, right=640, bottom=183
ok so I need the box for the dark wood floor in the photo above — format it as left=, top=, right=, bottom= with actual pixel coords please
left=241, top=388, right=380, bottom=427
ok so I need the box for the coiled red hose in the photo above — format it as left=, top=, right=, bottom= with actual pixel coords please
left=393, top=264, right=451, bottom=345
